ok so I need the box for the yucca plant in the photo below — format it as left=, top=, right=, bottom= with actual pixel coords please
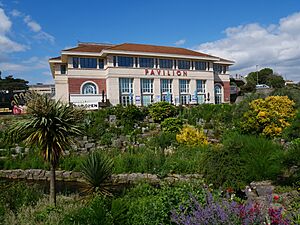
left=80, top=151, right=113, bottom=196
left=6, top=93, right=84, bottom=206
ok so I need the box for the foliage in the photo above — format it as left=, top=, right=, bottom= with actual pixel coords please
left=84, top=109, right=110, bottom=140
left=283, top=110, right=300, bottom=141
left=148, top=132, right=177, bottom=150
left=148, top=101, right=177, bottom=122
left=161, top=117, right=183, bottom=133
left=59, top=154, right=86, bottom=171
left=0, top=181, right=42, bottom=214
left=202, top=133, right=284, bottom=189
left=176, top=125, right=208, bottom=146
left=80, top=151, right=113, bottom=195
left=271, top=85, right=300, bottom=108
left=241, top=96, right=296, bottom=137
left=0, top=75, right=29, bottom=91
left=171, top=192, right=291, bottom=225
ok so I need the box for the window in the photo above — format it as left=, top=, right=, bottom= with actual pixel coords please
left=196, top=80, right=206, bottom=104
left=80, top=58, right=97, bottom=68
left=179, top=79, right=189, bottom=93
left=60, top=65, right=66, bottom=74
left=119, top=78, right=133, bottom=106
left=179, top=80, right=190, bottom=105
left=141, top=79, right=153, bottom=106
left=73, top=57, right=79, bottom=68
left=82, top=82, right=97, bottom=94
left=113, top=56, right=117, bottom=67
left=178, top=60, right=190, bottom=70
left=214, top=85, right=222, bottom=104
left=139, top=58, right=154, bottom=68
left=195, top=61, right=207, bottom=70
left=98, top=59, right=104, bottom=69
left=141, top=79, right=153, bottom=93
left=213, top=64, right=226, bottom=74
left=159, top=59, right=173, bottom=69
left=161, top=79, right=172, bottom=103
left=118, top=56, right=134, bottom=67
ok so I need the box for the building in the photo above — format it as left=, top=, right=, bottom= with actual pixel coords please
left=29, top=83, right=55, bottom=98
left=49, top=42, right=234, bottom=108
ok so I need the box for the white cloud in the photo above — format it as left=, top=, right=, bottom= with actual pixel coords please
left=10, top=9, right=21, bottom=17
left=34, top=31, right=55, bottom=44
left=175, top=39, right=186, bottom=46
left=1, top=56, right=49, bottom=72
left=0, top=8, right=27, bottom=55
left=24, top=15, right=41, bottom=32
left=195, top=12, right=300, bottom=82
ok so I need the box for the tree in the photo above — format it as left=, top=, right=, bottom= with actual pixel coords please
left=7, top=93, right=84, bottom=206
left=0, top=75, right=28, bottom=91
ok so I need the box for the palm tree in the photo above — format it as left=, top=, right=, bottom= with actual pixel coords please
left=7, top=93, right=84, bottom=206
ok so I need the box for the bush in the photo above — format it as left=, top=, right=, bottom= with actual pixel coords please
left=202, top=133, right=284, bottom=189
left=84, top=109, right=110, bottom=140
left=176, top=125, right=208, bottom=146
left=161, top=117, right=183, bottom=133
left=241, top=96, right=296, bottom=137
left=283, top=110, right=300, bottom=141
left=148, top=102, right=177, bottom=123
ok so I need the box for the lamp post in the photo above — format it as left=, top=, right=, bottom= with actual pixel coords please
left=256, top=65, right=259, bottom=85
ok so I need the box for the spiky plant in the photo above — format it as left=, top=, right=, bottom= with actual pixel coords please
left=7, top=93, right=84, bottom=206
left=80, top=151, right=113, bottom=196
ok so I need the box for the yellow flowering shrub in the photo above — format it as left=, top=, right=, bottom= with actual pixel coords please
left=241, top=96, right=296, bottom=137
left=176, top=125, right=208, bottom=146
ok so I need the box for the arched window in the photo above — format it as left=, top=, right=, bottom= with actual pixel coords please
left=81, top=82, right=97, bottom=94
left=214, top=84, right=222, bottom=104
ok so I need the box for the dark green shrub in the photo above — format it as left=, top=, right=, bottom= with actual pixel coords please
left=283, top=110, right=300, bottom=141
left=84, top=109, right=110, bottom=140
left=148, top=102, right=177, bottom=123
left=161, top=117, right=183, bottom=133
left=0, top=181, right=43, bottom=213
left=59, top=154, right=85, bottom=171
left=100, top=132, right=113, bottom=146
left=202, top=133, right=284, bottom=189
left=148, top=132, right=177, bottom=150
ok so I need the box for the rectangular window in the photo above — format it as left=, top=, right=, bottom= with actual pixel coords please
left=73, top=57, right=79, bottom=68
left=119, top=78, right=133, bottom=106
left=80, top=58, right=97, bottom=68
left=161, top=79, right=172, bottom=103
left=180, top=95, right=191, bottom=105
left=213, top=64, right=223, bottom=73
left=196, top=80, right=206, bottom=104
left=60, top=65, right=66, bottom=74
left=159, top=59, right=173, bottom=69
left=98, top=59, right=104, bottom=69
left=113, top=56, right=117, bottom=67
left=141, top=79, right=153, bottom=93
left=195, top=61, right=207, bottom=70
left=118, top=56, right=134, bottom=67
left=139, top=58, right=154, bottom=68
left=179, top=79, right=189, bottom=93
left=178, top=60, right=190, bottom=70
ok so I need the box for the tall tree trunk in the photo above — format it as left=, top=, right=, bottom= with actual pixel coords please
left=50, top=163, right=56, bottom=206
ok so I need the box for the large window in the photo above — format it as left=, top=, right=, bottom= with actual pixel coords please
left=118, top=56, right=134, bottom=67
left=80, top=58, right=97, bottom=68
left=73, top=57, right=79, bottom=68
left=196, top=80, right=206, bottom=104
left=159, top=59, right=173, bottom=69
left=139, top=58, right=154, bottom=68
left=214, top=84, right=222, bottom=104
left=161, top=79, right=172, bottom=103
left=178, top=60, right=190, bottom=70
left=119, top=78, right=133, bottom=106
left=195, top=61, right=207, bottom=71
left=60, top=65, right=66, bottom=74
left=179, top=79, right=190, bottom=105
left=82, top=82, right=97, bottom=94
left=213, top=64, right=226, bottom=74
left=141, top=79, right=153, bottom=106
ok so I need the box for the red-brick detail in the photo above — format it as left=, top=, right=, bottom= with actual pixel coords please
left=215, top=81, right=230, bottom=103
left=68, top=78, right=106, bottom=94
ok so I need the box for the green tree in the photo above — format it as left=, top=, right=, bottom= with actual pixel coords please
left=7, top=93, right=84, bottom=206
left=0, top=75, right=28, bottom=91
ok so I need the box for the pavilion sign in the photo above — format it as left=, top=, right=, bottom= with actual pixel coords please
left=145, top=69, right=187, bottom=77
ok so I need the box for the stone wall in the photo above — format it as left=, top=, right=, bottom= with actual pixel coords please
left=0, top=169, right=203, bottom=185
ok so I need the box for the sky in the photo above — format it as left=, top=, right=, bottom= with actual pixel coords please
left=0, top=0, right=300, bottom=84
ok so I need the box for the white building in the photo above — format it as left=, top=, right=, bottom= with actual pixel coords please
left=49, top=42, right=234, bottom=108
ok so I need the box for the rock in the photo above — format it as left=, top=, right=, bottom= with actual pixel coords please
left=85, top=142, right=95, bottom=149
left=109, top=115, right=117, bottom=124
left=250, top=181, right=274, bottom=197
left=83, top=136, right=88, bottom=141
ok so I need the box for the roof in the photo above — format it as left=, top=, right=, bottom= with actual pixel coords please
left=49, top=56, right=61, bottom=60
left=63, top=43, right=113, bottom=53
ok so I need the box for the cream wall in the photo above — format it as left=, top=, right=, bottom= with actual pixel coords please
left=55, top=75, right=69, bottom=103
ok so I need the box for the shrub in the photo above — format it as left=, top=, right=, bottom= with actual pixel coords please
left=84, top=109, right=110, bottom=140
left=148, top=132, right=177, bottom=150
left=80, top=151, right=113, bottom=195
left=161, top=117, right=183, bottom=133
left=283, top=110, right=300, bottom=141
left=176, top=125, right=208, bottom=146
left=148, top=101, right=177, bottom=122
left=241, top=96, right=296, bottom=137
left=202, top=133, right=284, bottom=189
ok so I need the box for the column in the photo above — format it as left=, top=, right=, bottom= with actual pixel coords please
left=133, top=78, right=141, bottom=106
left=153, top=78, right=161, bottom=103
left=172, top=78, right=180, bottom=105
left=190, top=79, right=197, bottom=104
left=106, top=77, right=119, bottom=105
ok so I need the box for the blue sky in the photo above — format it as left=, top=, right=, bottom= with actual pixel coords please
left=0, top=0, right=300, bottom=84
